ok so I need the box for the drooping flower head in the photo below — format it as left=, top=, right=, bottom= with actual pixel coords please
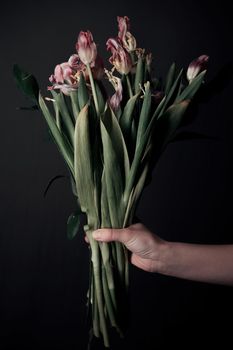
left=106, top=38, right=132, bottom=75
left=68, top=54, right=84, bottom=70
left=117, top=16, right=137, bottom=52
left=105, top=69, right=123, bottom=112
left=118, top=16, right=130, bottom=41
left=76, top=31, right=97, bottom=65
left=187, top=55, right=209, bottom=82
left=48, top=60, right=78, bottom=95
left=48, top=54, right=86, bottom=95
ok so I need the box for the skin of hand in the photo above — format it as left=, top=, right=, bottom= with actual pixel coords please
left=89, top=223, right=233, bottom=286
left=90, top=223, right=166, bottom=273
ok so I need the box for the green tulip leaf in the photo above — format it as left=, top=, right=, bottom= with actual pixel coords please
left=164, top=62, right=176, bottom=95
left=70, top=90, right=80, bottom=120
left=134, top=57, right=145, bottom=94
left=50, top=91, right=75, bottom=147
left=78, top=73, right=89, bottom=110
left=158, top=68, right=183, bottom=118
left=39, top=93, right=74, bottom=177
left=135, top=81, right=151, bottom=149
left=176, top=70, right=207, bottom=102
left=67, top=210, right=81, bottom=240
left=152, top=99, right=191, bottom=151
left=100, top=105, right=130, bottom=226
left=101, top=105, right=130, bottom=185
left=100, top=168, right=112, bottom=228
left=74, top=103, right=95, bottom=215
left=94, top=81, right=106, bottom=114
left=13, top=64, right=39, bottom=104
left=119, top=93, right=140, bottom=138
left=123, top=162, right=149, bottom=227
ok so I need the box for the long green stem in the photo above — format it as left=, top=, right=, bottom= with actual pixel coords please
left=126, top=74, right=133, bottom=98
left=87, top=230, right=110, bottom=347
left=87, top=63, right=100, bottom=116
left=124, top=246, right=129, bottom=290
left=100, top=243, right=117, bottom=311
left=102, top=263, right=125, bottom=338
left=92, top=273, right=100, bottom=338
left=70, top=91, right=80, bottom=120
left=53, top=101, right=61, bottom=131
left=111, top=241, right=117, bottom=265
left=115, top=242, right=125, bottom=285
left=101, top=264, right=117, bottom=327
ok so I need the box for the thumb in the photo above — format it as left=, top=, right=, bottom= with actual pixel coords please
left=92, top=228, right=132, bottom=244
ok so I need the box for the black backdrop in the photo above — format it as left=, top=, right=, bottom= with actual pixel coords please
left=0, top=0, right=233, bottom=349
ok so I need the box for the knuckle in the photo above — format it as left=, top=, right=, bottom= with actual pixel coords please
left=103, top=228, right=115, bottom=240
left=130, top=222, right=144, bottom=230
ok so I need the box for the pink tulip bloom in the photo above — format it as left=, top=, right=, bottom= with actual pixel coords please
left=187, top=55, right=209, bottom=82
left=49, top=62, right=76, bottom=85
left=106, top=38, right=132, bottom=75
left=76, top=31, right=97, bottom=65
left=110, top=48, right=132, bottom=75
left=68, top=54, right=85, bottom=71
left=49, top=74, right=56, bottom=84
left=48, top=60, right=78, bottom=95
left=106, top=37, right=121, bottom=52
left=117, top=16, right=130, bottom=41
left=54, top=62, right=74, bottom=84
left=117, top=16, right=136, bottom=52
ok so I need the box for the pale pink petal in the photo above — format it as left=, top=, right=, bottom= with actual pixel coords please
left=187, top=55, right=209, bottom=82
left=117, top=16, right=130, bottom=41
left=76, top=31, right=97, bottom=65
left=54, top=64, right=64, bottom=84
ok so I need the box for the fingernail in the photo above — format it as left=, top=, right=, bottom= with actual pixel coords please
left=92, top=230, right=101, bottom=240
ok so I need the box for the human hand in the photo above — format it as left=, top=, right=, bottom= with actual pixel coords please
left=90, top=223, right=166, bottom=273
left=86, top=223, right=233, bottom=285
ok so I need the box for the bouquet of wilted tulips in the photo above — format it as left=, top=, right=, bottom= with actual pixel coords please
left=13, top=15, right=209, bottom=348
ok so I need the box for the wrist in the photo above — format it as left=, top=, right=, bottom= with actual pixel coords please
left=152, top=239, right=172, bottom=274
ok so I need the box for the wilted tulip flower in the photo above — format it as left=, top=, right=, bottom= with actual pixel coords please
left=52, top=62, right=74, bottom=84
left=117, top=16, right=130, bottom=41
left=187, top=55, right=209, bottom=82
left=124, top=32, right=137, bottom=52
left=51, top=84, right=78, bottom=95
left=106, top=38, right=132, bottom=75
left=109, top=83, right=122, bottom=111
left=117, top=16, right=137, bottom=52
left=106, top=37, right=121, bottom=52
left=105, top=69, right=123, bottom=111
left=68, top=54, right=85, bottom=70
left=48, top=61, right=78, bottom=95
left=76, top=31, right=97, bottom=65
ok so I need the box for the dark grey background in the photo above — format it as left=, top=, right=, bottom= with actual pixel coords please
left=0, top=0, right=232, bottom=349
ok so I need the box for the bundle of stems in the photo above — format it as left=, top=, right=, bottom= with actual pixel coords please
left=13, top=16, right=208, bottom=348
